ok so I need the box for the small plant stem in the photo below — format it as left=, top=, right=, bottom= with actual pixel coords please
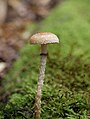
left=34, top=44, right=47, bottom=119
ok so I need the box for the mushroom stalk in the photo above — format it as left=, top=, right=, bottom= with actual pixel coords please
left=29, top=32, right=59, bottom=119
left=35, top=44, right=47, bottom=119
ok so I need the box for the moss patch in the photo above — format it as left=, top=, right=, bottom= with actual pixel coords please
left=0, top=0, right=90, bottom=118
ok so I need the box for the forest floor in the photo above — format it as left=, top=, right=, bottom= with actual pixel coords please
left=0, top=0, right=90, bottom=118
left=0, top=0, right=60, bottom=78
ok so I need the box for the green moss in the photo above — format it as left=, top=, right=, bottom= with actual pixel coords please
left=0, top=0, right=90, bottom=118
left=3, top=93, right=34, bottom=119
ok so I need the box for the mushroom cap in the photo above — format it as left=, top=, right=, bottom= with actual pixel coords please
left=29, top=32, right=59, bottom=44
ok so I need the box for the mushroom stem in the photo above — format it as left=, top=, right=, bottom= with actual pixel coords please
left=35, top=44, right=47, bottom=119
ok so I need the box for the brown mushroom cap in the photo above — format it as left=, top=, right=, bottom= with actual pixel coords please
left=29, top=32, right=59, bottom=44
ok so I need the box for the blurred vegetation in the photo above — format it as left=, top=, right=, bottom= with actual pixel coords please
left=0, top=0, right=90, bottom=118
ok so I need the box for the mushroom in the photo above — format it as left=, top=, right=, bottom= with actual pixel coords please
left=29, top=32, right=59, bottom=119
